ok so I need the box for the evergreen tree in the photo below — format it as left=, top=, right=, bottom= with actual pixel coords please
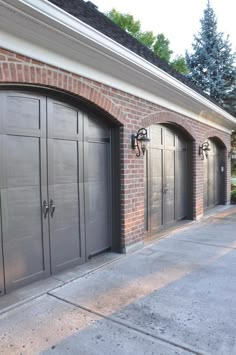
left=186, top=1, right=236, bottom=109
left=223, top=87, right=236, bottom=116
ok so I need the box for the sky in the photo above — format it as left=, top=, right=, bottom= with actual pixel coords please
left=92, top=0, right=236, bottom=58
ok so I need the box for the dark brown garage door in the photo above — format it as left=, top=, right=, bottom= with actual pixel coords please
left=204, top=139, right=224, bottom=210
left=0, top=91, right=111, bottom=295
left=145, top=124, right=190, bottom=236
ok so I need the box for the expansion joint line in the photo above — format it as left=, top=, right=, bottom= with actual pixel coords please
left=48, top=292, right=207, bottom=355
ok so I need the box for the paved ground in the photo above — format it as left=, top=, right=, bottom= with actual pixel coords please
left=1, top=207, right=236, bottom=355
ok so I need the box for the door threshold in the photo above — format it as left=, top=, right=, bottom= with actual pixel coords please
left=203, top=204, right=231, bottom=219
left=144, top=220, right=194, bottom=246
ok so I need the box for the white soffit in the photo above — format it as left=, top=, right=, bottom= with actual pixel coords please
left=0, top=0, right=235, bottom=133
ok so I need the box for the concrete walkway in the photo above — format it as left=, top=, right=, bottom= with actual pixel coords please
left=1, top=207, right=236, bottom=355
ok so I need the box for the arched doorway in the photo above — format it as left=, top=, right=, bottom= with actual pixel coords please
left=203, top=138, right=226, bottom=210
left=145, top=123, right=193, bottom=237
left=0, top=89, right=118, bottom=295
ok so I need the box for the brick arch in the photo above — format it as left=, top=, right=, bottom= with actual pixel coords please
left=141, top=111, right=197, bottom=141
left=201, top=129, right=228, bottom=149
left=0, top=52, right=125, bottom=125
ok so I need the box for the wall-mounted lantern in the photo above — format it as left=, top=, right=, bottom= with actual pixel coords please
left=228, top=148, right=236, bottom=159
left=132, top=128, right=150, bottom=157
left=199, top=141, right=210, bottom=160
left=228, top=149, right=233, bottom=159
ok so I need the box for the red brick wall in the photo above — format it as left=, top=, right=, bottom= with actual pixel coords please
left=0, top=48, right=232, bottom=249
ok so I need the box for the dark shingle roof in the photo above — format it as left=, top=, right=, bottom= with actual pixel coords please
left=48, top=0, right=226, bottom=110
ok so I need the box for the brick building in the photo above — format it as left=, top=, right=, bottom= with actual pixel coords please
left=0, top=0, right=235, bottom=296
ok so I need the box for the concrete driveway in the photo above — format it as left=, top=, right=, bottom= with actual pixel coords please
left=1, top=207, right=236, bottom=355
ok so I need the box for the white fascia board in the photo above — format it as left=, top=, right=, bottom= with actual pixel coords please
left=0, top=0, right=236, bottom=133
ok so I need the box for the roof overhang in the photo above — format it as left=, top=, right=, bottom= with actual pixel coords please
left=0, top=0, right=236, bottom=132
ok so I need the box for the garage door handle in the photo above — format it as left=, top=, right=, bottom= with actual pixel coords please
left=50, top=199, right=56, bottom=217
left=163, top=185, right=168, bottom=193
left=42, top=200, right=49, bottom=219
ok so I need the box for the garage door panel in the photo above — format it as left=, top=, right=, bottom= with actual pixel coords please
left=48, top=192, right=83, bottom=273
left=48, top=102, right=79, bottom=137
left=148, top=125, right=189, bottom=235
left=0, top=193, right=4, bottom=296
left=164, top=196, right=175, bottom=225
left=88, top=118, right=108, bottom=140
left=85, top=178, right=110, bottom=256
left=166, top=176, right=175, bottom=193
left=176, top=192, right=187, bottom=220
left=177, top=136, right=187, bottom=150
left=0, top=93, right=50, bottom=294
left=0, top=137, right=3, bottom=295
left=50, top=225, right=81, bottom=269
left=150, top=201, right=162, bottom=231
left=5, top=96, right=40, bottom=131
left=86, top=143, right=108, bottom=181
left=86, top=181, right=108, bottom=220
left=165, top=128, right=175, bottom=147
left=150, top=149, right=162, bottom=179
left=208, top=156, right=215, bottom=207
left=151, top=178, right=162, bottom=198
left=1, top=93, right=46, bottom=136
left=0, top=135, right=4, bottom=189
left=176, top=150, right=188, bottom=220
left=203, top=157, right=208, bottom=209
left=5, top=136, right=40, bottom=188
left=0, top=97, right=3, bottom=134
left=50, top=140, right=78, bottom=185
left=150, top=148, right=163, bottom=232
left=165, top=150, right=175, bottom=175
left=150, top=125, right=163, bottom=148
left=86, top=217, right=110, bottom=258
left=214, top=155, right=220, bottom=205
left=2, top=187, right=42, bottom=240
left=164, top=150, right=175, bottom=226
left=150, top=190, right=163, bottom=231
left=48, top=136, right=84, bottom=273
left=204, top=139, right=222, bottom=210
left=1, top=186, right=49, bottom=292
left=84, top=121, right=111, bottom=258
left=85, top=180, right=110, bottom=257
left=3, top=229, right=45, bottom=287
left=52, top=184, right=80, bottom=228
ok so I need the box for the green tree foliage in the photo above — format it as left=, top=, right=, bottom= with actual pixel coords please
left=171, top=55, right=189, bottom=75
left=186, top=1, right=236, bottom=111
left=106, top=9, right=154, bottom=48
left=109, top=10, right=140, bottom=35
left=138, top=31, right=156, bottom=48
left=106, top=8, right=188, bottom=74
left=153, top=34, right=173, bottom=62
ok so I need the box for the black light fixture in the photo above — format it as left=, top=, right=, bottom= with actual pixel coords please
left=199, top=141, right=210, bottom=160
left=132, top=128, right=150, bottom=157
left=228, top=148, right=236, bottom=159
